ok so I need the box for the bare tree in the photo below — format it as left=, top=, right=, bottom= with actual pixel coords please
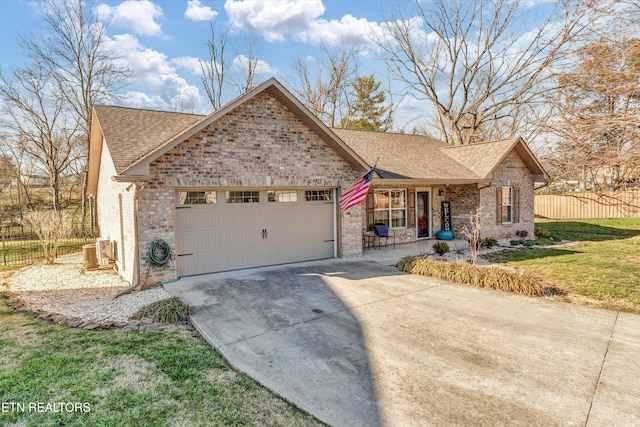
left=541, top=37, right=640, bottom=191
left=231, top=34, right=263, bottom=94
left=19, top=0, right=129, bottom=224
left=378, top=0, right=600, bottom=145
left=461, top=206, right=484, bottom=265
left=200, top=26, right=270, bottom=111
left=0, top=134, right=37, bottom=212
left=200, top=24, right=229, bottom=111
left=290, top=45, right=360, bottom=127
left=0, top=66, right=82, bottom=211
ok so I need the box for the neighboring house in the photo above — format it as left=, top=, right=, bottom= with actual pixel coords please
left=20, top=174, right=49, bottom=187
left=88, top=78, right=548, bottom=286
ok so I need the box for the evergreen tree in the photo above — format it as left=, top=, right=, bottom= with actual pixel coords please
left=340, top=75, right=392, bottom=131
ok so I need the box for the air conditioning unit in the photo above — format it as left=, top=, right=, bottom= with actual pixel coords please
left=96, top=238, right=113, bottom=266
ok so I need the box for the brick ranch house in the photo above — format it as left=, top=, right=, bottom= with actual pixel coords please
left=88, top=78, right=548, bottom=286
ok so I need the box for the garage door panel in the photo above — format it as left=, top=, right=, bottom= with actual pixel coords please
left=176, top=189, right=335, bottom=276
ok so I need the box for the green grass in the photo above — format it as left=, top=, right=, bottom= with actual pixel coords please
left=486, top=218, right=640, bottom=313
left=0, top=297, right=324, bottom=426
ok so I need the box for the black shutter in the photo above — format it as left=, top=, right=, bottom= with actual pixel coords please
left=366, top=191, right=374, bottom=231
left=513, top=187, right=520, bottom=223
left=408, top=189, right=416, bottom=228
left=496, top=187, right=502, bottom=224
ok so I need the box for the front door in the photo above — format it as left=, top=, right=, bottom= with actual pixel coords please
left=416, top=191, right=430, bottom=238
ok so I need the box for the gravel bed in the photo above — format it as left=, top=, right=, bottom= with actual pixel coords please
left=2, top=255, right=172, bottom=323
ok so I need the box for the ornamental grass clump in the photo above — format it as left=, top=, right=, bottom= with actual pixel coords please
left=408, top=257, right=545, bottom=297
left=133, top=296, right=190, bottom=324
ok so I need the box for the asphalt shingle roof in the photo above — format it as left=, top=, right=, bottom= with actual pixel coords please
left=443, top=138, right=520, bottom=179
left=93, top=105, right=204, bottom=174
left=331, top=128, right=512, bottom=181
left=93, top=104, right=537, bottom=182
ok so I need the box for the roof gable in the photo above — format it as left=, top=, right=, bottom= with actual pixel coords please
left=444, top=137, right=549, bottom=181
left=114, top=78, right=369, bottom=176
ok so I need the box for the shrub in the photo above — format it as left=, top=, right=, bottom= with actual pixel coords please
left=132, top=296, right=190, bottom=324
left=408, top=257, right=545, bottom=296
left=396, top=255, right=416, bottom=272
left=432, top=241, right=450, bottom=256
left=481, top=237, right=498, bottom=249
left=24, top=210, right=71, bottom=264
left=534, top=225, right=550, bottom=238
left=533, top=237, right=554, bottom=246
left=510, top=239, right=524, bottom=246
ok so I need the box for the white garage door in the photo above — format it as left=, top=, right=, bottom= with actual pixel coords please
left=175, top=189, right=335, bottom=276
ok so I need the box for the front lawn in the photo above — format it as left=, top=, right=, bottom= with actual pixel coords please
left=486, top=218, right=640, bottom=313
left=0, top=297, right=323, bottom=426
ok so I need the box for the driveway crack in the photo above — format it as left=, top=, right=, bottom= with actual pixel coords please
left=584, top=310, right=619, bottom=426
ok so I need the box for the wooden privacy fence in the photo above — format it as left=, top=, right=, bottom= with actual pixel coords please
left=535, top=190, right=640, bottom=219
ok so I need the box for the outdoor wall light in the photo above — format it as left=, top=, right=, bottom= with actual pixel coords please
left=438, top=188, right=445, bottom=197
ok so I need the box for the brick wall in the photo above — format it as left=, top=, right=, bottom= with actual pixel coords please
left=480, top=150, right=535, bottom=239
left=363, top=184, right=481, bottom=244
left=363, top=165, right=533, bottom=244
left=136, top=92, right=360, bottom=284
left=432, top=184, right=479, bottom=238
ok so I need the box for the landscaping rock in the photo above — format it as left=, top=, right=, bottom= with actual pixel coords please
left=3, top=254, right=183, bottom=331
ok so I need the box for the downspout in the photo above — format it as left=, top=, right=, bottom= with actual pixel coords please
left=476, top=182, right=493, bottom=208
left=115, top=181, right=145, bottom=298
left=132, top=182, right=145, bottom=290
left=534, top=182, right=550, bottom=192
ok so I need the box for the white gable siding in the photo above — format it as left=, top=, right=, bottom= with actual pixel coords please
left=96, top=137, right=136, bottom=283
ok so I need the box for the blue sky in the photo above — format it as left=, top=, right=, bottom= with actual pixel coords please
left=1, top=0, right=432, bottom=128
left=0, top=0, right=578, bottom=132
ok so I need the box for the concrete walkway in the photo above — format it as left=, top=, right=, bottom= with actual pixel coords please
left=165, top=260, right=640, bottom=426
left=360, top=238, right=471, bottom=266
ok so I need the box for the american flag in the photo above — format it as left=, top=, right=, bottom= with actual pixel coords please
left=339, top=165, right=376, bottom=212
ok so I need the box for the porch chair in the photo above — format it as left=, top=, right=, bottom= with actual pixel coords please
left=373, top=223, right=396, bottom=249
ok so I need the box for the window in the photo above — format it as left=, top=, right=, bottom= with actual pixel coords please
left=268, top=190, right=297, bottom=202
left=226, top=191, right=260, bottom=203
left=374, top=189, right=407, bottom=228
left=497, top=186, right=520, bottom=224
left=305, top=190, right=332, bottom=201
left=177, top=191, right=216, bottom=205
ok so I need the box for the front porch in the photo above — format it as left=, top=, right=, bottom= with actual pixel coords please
left=361, top=238, right=470, bottom=266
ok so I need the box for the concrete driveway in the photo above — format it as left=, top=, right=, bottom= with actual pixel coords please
left=165, top=260, right=640, bottom=427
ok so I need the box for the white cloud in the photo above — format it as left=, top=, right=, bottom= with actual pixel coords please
left=119, top=91, right=170, bottom=110
left=96, top=0, right=164, bottom=37
left=105, top=34, right=203, bottom=112
left=184, top=0, right=217, bottom=21
left=224, top=0, right=387, bottom=51
left=232, top=55, right=278, bottom=75
left=300, top=14, right=382, bottom=49
left=172, top=56, right=203, bottom=74
left=224, top=0, right=325, bottom=42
